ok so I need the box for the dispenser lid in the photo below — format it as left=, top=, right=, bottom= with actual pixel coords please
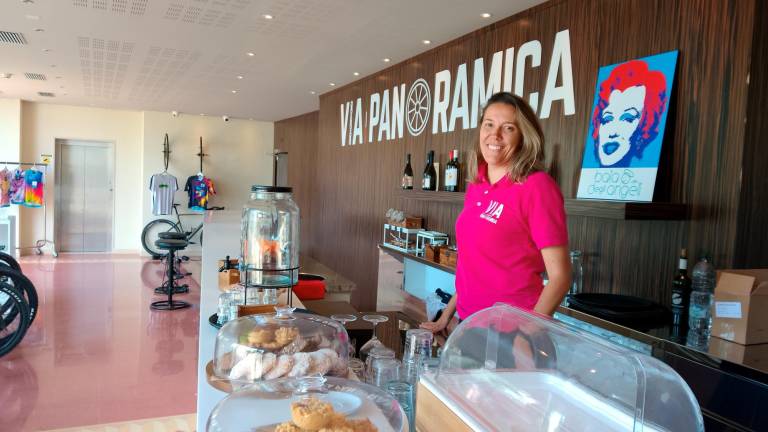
left=251, top=185, right=293, bottom=193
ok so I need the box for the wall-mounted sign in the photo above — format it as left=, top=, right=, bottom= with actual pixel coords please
left=576, top=50, right=678, bottom=202
left=340, top=29, right=576, bottom=147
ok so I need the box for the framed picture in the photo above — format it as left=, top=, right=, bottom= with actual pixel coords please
left=576, top=50, right=678, bottom=202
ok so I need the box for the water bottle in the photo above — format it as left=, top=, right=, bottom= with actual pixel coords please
left=561, top=250, right=582, bottom=306
left=688, top=257, right=716, bottom=335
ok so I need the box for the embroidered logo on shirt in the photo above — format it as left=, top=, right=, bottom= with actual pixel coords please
left=480, top=200, right=504, bottom=224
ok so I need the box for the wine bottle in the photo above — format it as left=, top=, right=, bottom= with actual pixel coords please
left=401, top=154, right=413, bottom=190
left=671, top=248, right=692, bottom=326
left=422, top=150, right=436, bottom=191
left=444, top=149, right=459, bottom=192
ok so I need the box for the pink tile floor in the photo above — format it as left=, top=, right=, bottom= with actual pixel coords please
left=0, top=254, right=200, bottom=431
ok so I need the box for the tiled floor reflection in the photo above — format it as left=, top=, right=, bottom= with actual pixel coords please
left=0, top=254, right=200, bottom=431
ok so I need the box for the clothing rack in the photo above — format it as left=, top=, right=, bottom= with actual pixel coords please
left=196, top=137, right=208, bottom=174
left=0, top=161, right=57, bottom=257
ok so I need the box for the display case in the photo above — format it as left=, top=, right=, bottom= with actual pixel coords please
left=207, top=376, right=406, bottom=432
left=212, top=307, right=350, bottom=387
left=417, top=304, right=704, bottom=432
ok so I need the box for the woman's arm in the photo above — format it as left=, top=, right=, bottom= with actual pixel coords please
left=420, top=292, right=457, bottom=333
left=534, top=245, right=571, bottom=316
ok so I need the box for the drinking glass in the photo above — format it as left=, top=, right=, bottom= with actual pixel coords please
left=370, top=358, right=401, bottom=388
left=386, top=381, right=415, bottom=432
left=348, top=358, right=365, bottom=380
left=365, top=346, right=396, bottom=383
left=331, top=314, right=358, bottom=358
left=359, top=314, right=389, bottom=362
left=403, top=328, right=433, bottom=363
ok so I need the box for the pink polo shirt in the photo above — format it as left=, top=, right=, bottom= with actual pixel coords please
left=454, top=167, right=568, bottom=319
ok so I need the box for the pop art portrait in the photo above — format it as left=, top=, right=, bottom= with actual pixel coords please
left=577, top=51, right=678, bottom=201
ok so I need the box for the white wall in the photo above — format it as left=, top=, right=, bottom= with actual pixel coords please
left=20, top=102, right=144, bottom=252
left=0, top=99, right=22, bottom=252
left=141, top=111, right=274, bottom=254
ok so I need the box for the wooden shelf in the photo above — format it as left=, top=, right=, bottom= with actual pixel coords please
left=564, top=199, right=689, bottom=220
left=378, top=243, right=456, bottom=275
left=397, top=190, right=687, bottom=220
left=397, top=189, right=465, bottom=204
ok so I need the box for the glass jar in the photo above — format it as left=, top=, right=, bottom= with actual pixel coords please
left=240, top=186, right=300, bottom=288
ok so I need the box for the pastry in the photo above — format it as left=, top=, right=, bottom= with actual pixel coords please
left=254, top=352, right=277, bottom=379
left=275, top=326, right=299, bottom=344
left=290, top=397, right=334, bottom=430
left=346, top=419, right=377, bottom=432
left=308, top=351, right=333, bottom=375
left=228, top=352, right=262, bottom=381
left=275, top=423, right=302, bottom=432
left=247, top=328, right=274, bottom=346
left=264, top=354, right=294, bottom=380
left=288, top=352, right=313, bottom=377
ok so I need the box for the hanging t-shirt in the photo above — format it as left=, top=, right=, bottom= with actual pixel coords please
left=0, top=168, right=11, bottom=207
left=23, top=169, right=44, bottom=207
left=149, top=172, right=178, bottom=215
left=184, top=174, right=215, bottom=211
left=9, top=169, right=25, bottom=205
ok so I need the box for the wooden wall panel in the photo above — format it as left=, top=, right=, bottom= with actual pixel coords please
left=274, top=111, right=319, bottom=256
left=736, top=0, right=768, bottom=268
left=277, top=0, right=760, bottom=311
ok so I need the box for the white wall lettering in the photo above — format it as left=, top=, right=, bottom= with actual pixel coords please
left=515, top=40, right=542, bottom=112
left=378, top=89, right=391, bottom=141
left=471, top=51, right=503, bottom=128
left=368, top=92, right=380, bottom=143
left=540, top=29, right=576, bottom=119
left=352, top=97, right=363, bottom=145
left=391, top=84, right=406, bottom=139
left=448, top=63, right=469, bottom=132
left=432, top=70, right=451, bottom=134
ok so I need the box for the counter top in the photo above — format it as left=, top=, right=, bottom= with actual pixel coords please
left=195, top=210, right=303, bottom=432
left=379, top=243, right=456, bottom=275
left=556, top=305, right=768, bottom=431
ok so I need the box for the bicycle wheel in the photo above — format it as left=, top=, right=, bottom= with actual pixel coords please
left=0, top=267, right=37, bottom=324
left=0, top=252, right=21, bottom=272
left=142, top=219, right=181, bottom=257
left=0, top=283, right=30, bottom=358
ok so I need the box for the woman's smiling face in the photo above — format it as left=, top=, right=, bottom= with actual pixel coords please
left=479, top=103, right=522, bottom=170
left=597, top=85, right=646, bottom=166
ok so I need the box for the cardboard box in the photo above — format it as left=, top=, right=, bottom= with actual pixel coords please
left=711, top=269, right=768, bottom=345
left=709, top=335, right=768, bottom=370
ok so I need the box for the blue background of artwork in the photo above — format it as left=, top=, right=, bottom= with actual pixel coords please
left=581, top=51, right=678, bottom=169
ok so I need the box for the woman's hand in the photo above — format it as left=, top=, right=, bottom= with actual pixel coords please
left=420, top=316, right=448, bottom=334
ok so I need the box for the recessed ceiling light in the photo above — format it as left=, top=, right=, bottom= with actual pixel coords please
left=353, top=72, right=360, bottom=76
left=422, top=40, right=431, bottom=45
left=309, top=91, right=316, bottom=95
left=0, top=73, right=12, bottom=79
left=50, top=64, right=56, bottom=68
left=200, top=113, right=205, bottom=116
left=231, top=90, right=237, bottom=94
left=42, top=48, right=51, bottom=52
left=34, top=28, right=44, bottom=32
left=21, top=0, right=35, bottom=4
left=383, top=58, right=391, bottom=63
left=481, top=13, right=492, bottom=18
left=55, top=76, right=61, bottom=79
left=262, top=14, right=273, bottom=20
left=329, top=82, right=335, bottom=86
left=59, top=86, right=64, bottom=89
left=237, top=75, right=243, bottom=79
left=25, top=14, right=39, bottom=20
left=62, top=93, right=67, bottom=95
left=247, top=52, right=255, bottom=57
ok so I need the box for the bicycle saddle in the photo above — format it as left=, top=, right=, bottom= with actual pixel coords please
left=155, top=239, right=188, bottom=250
left=159, top=232, right=186, bottom=240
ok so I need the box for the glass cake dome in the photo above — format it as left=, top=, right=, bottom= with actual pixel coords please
left=212, top=307, right=350, bottom=387
left=207, top=375, right=406, bottom=432
left=422, top=303, right=704, bottom=432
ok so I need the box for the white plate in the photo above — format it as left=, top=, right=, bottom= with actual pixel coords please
left=309, top=391, right=362, bottom=415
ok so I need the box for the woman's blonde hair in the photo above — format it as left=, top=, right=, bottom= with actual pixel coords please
left=468, top=92, right=545, bottom=183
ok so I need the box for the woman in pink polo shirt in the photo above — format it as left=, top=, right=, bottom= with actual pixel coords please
left=422, top=92, right=571, bottom=333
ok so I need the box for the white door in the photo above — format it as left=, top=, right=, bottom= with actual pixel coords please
left=56, top=140, right=114, bottom=252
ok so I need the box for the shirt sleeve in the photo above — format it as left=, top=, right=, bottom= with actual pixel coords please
left=526, top=173, right=568, bottom=250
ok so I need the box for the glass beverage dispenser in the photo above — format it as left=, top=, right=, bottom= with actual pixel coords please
left=240, top=186, right=300, bottom=304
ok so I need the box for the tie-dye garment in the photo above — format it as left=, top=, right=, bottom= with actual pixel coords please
left=0, top=168, right=11, bottom=207
left=9, top=169, right=25, bottom=205
left=23, top=169, right=44, bottom=207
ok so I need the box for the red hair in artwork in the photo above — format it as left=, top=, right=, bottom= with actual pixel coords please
left=590, top=60, right=668, bottom=158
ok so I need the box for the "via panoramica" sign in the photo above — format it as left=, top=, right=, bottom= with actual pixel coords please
left=339, top=29, right=576, bottom=147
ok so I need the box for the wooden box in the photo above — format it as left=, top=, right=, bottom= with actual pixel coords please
left=389, top=216, right=423, bottom=229
left=218, top=269, right=240, bottom=290
left=425, top=244, right=444, bottom=262
left=439, top=248, right=458, bottom=268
